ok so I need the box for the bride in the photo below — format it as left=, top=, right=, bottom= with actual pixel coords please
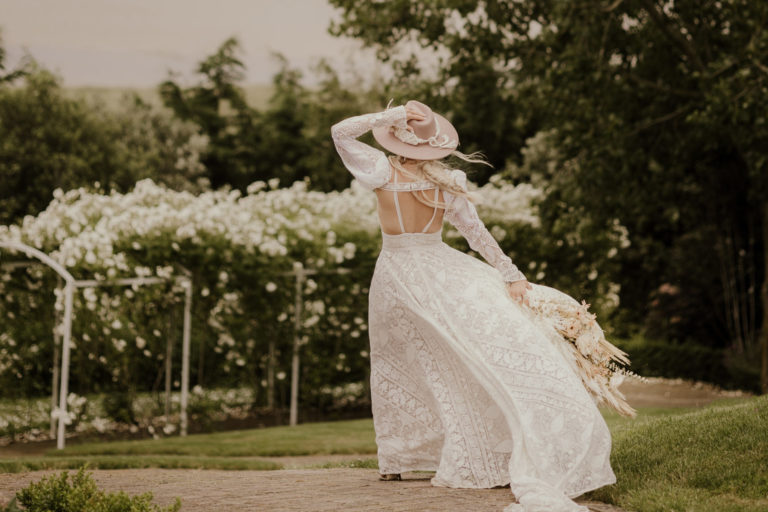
left=331, top=100, right=619, bottom=512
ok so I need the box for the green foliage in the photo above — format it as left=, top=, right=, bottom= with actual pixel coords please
left=5, top=466, right=180, bottom=512
left=159, top=37, right=258, bottom=191
left=329, top=0, right=768, bottom=359
left=614, top=337, right=762, bottom=393
left=104, top=96, right=210, bottom=194
left=615, top=338, right=727, bottom=387
left=0, top=30, right=27, bottom=86
left=0, top=67, right=116, bottom=226
left=101, top=392, right=136, bottom=425
left=159, top=37, right=388, bottom=194
left=0, top=65, right=209, bottom=226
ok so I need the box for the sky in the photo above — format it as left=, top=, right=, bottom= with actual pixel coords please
left=0, top=0, right=375, bottom=87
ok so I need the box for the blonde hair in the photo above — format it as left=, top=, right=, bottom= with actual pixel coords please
left=386, top=151, right=489, bottom=209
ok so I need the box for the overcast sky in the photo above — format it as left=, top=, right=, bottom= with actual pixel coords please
left=0, top=0, right=375, bottom=87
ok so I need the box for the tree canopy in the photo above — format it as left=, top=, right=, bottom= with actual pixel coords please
left=329, top=0, right=768, bottom=388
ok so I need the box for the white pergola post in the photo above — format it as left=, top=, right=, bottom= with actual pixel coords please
left=0, top=242, right=77, bottom=450
left=50, top=276, right=62, bottom=438
left=56, top=280, right=74, bottom=449
left=284, top=266, right=350, bottom=427
left=180, top=275, right=192, bottom=436
left=289, top=263, right=305, bottom=427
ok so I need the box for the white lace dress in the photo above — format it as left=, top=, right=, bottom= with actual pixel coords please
left=331, top=107, right=616, bottom=512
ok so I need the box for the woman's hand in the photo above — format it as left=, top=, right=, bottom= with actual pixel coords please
left=405, top=106, right=426, bottom=132
left=506, top=280, right=532, bottom=306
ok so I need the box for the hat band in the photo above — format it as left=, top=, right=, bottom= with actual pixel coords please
left=391, top=123, right=458, bottom=150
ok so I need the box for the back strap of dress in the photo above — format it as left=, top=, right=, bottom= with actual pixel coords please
left=420, top=187, right=440, bottom=233
left=392, top=172, right=406, bottom=233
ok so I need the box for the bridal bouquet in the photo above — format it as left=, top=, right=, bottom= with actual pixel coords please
left=524, top=286, right=640, bottom=417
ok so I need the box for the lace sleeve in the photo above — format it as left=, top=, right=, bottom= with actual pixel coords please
left=331, top=106, right=408, bottom=190
left=444, top=170, right=527, bottom=283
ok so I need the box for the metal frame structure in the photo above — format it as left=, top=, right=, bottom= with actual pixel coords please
left=283, top=264, right=351, bottom=426
left=2, top=240, right=358, bottom=440
left=0, top=241, right=193, bottom=449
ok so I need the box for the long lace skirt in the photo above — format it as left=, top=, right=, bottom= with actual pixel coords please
left=367, top=231, right=616, bottom=512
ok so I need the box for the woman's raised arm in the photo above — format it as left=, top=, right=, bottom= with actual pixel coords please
left=331, top=106, right=408, bottom=190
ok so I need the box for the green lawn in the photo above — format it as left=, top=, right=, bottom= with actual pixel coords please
left=50, top=418, right=377, bottom=458
left=589, top=395, right=768, bottom=512
left=0, top=455, right=280, bottom=473
left=2, top=396, right=766, bottom=511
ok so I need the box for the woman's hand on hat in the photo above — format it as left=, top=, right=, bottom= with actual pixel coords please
left=405, top=107, right=426, bottom=123
left=404, top=107, right=425, bottom=133
left=506, top=280, right=532, bottom=306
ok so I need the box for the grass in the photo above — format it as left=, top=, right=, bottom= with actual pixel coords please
left=588, top=394, right=768, bottom=512
left=0, top=455, right=281, bottom=473
left=599, top=396, right=758, bottom=433
left=47, top=402, right=744, bottom=460
left=2, top=396, right=766, bottom=511
left=312, top=458, right=379, bottom=470
left=49, top=418, right=377, bottom=458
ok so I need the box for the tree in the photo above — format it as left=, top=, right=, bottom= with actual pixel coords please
left=329, top=0, right=768, bottom=390
left=159, top=37, right=261, bottom=191
left=0, top=67, right=118, bottom=224
left=108, top=95, right=210, bottom=194
left=0, top=63, right=210, bottom=225
left=0, top=29, right=27, bottom=85
left=160, top=37, right=388, bottom=193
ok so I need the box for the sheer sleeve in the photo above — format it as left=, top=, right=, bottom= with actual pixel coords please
left=331, top=106, right=408, bottom=190
left=444, top=170, right=527, bottom=283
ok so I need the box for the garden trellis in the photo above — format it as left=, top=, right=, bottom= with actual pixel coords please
left=0, top=240, right=193, bottom=449
left=283, top=263, right=351, bottom=426
left=0, top=177, right=563, bottom=442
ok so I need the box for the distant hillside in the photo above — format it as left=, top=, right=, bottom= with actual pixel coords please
left=62, top=84, right=274, bottom=111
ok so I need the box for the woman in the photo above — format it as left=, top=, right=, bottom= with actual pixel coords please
left=331, top=101, right=617, bottom=512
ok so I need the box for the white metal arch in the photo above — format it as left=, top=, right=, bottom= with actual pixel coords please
left=0, top=241, right=192, bottom=449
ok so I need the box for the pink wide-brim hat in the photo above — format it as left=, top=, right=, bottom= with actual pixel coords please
left=372, top=100, right=459, bottom=160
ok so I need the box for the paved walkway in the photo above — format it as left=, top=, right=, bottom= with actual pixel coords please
left=0, top=468, right=625, bottom=511
left=0, top=377, right=750, bottom=511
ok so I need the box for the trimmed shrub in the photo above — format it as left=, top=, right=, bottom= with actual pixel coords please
left=1, top=466, right=180, bottom=512
left=613, top=337, right=761, bottom=392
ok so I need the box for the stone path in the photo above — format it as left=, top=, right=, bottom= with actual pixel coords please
left=0, top=377, right=751, bottom=511
left=0, top=468, right=625, bottom=511
left=615, top=376, right=747, bottom=408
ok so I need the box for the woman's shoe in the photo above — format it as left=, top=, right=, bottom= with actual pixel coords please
left=379, top=473, right=402, bottom=481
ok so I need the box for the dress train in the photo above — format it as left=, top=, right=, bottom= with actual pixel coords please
left=368, top=232, right=616, bottom=511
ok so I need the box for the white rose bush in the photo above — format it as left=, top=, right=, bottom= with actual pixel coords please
left=0, top=176, right=626, bottom=438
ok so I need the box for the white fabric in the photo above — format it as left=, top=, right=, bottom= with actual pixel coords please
left=331, top=107, right=526, bottom=283
left=389, top=168, right=440, bottom=235
left=370, top=233, right=615, bottom=511
left=331, top=106, right=408, bottom=191
left=379, top=181, right=437, bottom=191
left=442, top=170, right=526, bottom=283
left=331, top=109, right=617, bottom=511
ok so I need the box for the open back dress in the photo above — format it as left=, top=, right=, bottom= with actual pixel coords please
left=331, top=106, right=616, bottom=512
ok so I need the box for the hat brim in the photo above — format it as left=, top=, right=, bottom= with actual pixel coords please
left=372, top=112, right=459, bottom=160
